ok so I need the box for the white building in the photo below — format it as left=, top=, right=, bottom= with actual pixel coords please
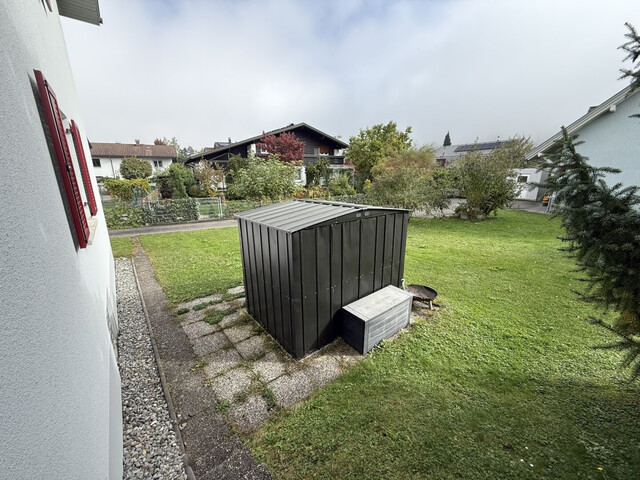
left=90, top=140, right=177, bottom=178
left=527, top=85, right=640, bottom=189
left=0, top=1, right=122, bottom=478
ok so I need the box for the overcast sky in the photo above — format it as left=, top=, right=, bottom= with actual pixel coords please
left=61, top=0, right=640, bottom=150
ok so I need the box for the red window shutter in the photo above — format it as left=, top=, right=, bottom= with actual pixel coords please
left=34, top=70, right=90, bottom=248
left=69, top=120, right=98, bottom=216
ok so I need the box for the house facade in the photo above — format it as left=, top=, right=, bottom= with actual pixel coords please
left=186, top=123, right=350, bottom=185
left=0, top=1, right=122, bottom=479
left=90, top=140, right=177, bottom=178
left=527, top=85, right=640, bottom=189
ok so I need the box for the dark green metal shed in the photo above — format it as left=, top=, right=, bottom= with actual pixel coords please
left=236, top=199, right=409, bottom=358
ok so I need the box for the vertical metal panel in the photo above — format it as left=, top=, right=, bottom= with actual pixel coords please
left=359, top=217, right=377, bottom=297
left=382, top=213, right=395, bottom=285
left=342, top=221, right=360, bottom=305
left=373, top=216, right=385, bottom=291
left=268, top=228, right=282, bottom=342
left=289, top=232, right=304, bottom=358
left=253, top=223, right=267, bottom=327
left=391, top=213, right=404, bottom=286
left=261, top=225, right=275, bottom=336
left=316, top=226, right=332, bottom=347
left=238, top=220, right=252, bottom=316
left=300, top=229, right=318, bottom=352
left=330, top=223, right=343, bottom=324
left=397, top=212, right=409, bottom=285
left=278, top=230, right=293, bottom=354
left=245, top=220, right=260, bottom=320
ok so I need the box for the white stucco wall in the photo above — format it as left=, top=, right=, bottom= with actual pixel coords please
left=0, top=2, right=122, bottom=479
left=573, top=94, right=640, bottom=189
left=93, top=156, right=171, bottom=178
left=514, top=168, right=550, bottom=201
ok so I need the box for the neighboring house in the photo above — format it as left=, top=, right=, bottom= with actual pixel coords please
left=434, top=141, right=506, bottom=167
left=526, top=85, right=640, bottom=189
left=90, top=140, right=177, bottom=178
left=1, top=1, right=122, bottom=479
left=435, top=140, right=548, bottom=201
left=186, top=122, right=350, bottom=185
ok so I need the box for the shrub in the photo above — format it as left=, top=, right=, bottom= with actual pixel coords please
left=228, top=155, right=296, bottom=200
left=145, top=198, right=199, bottom=224
left=328, top=174, right=356, bottom=196
left=103, top=178, right=150, bottom=203
left=104, top=203, right=147, bottom=229
left=119, top=156, right=152, bottom=179
left=167, top=163, right=196, bottom=199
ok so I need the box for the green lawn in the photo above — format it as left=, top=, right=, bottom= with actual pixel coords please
left=139, top=210, right=639, bottom=479
left=138, top=227, right=243, bottom=302
left=110, top=237, right=135, bottom=257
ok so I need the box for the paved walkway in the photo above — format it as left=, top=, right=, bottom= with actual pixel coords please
left=132, top=243, right=271, bottom=480
left=109, top=219, right=236, bottom=237
left=109, top=200, right=548, bottom=238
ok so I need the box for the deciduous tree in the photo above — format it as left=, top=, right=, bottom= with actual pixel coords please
left=228, top=155, right=296, bottom=200
left=345, top=121, right=412, bottom=177
left=257, top=132, right=304, bottom=163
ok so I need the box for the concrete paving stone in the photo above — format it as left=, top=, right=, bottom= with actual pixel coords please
left=182, top=320, right=219, bottom=340
left=179, top=294, right=223, bottom=310
left=211, top=368, right=253, bottom=403
left=227, top=285, right=245, bottom=295
left=207, top=448, right=259, bottom=480
left=268, top=370, right=314, bottom=407
left=227, top=395, right=271, bottom=432
left=232, top=297, right=247, bottom=308
left=219, top=310, right=243, bottom=329
left=224, top=323, right=255, bottom=344
left=328, top=338, right=364, bottom=367
left=303, top=354, right=342, bottom=387
left=252, top=351, right=288, bottom=383
left=210, top=301, right=235, bottom=312
left=179, top=309, right=206, bottom=325
left=243, top=464, right=273, bottom=480
left=204, top=348, right=244, bottom=378
left=236, top=335, right=270, bottom=360
left=192, top=332, right=229, bottom=356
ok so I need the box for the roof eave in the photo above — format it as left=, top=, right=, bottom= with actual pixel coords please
left=526, top=85, right=637, bottom=160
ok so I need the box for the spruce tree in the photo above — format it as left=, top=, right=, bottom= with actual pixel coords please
left=540, top=23, right=640, bottom=379
left=443, top=131, right=451, bottom=147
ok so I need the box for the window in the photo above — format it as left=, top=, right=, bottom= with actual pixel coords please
left=93, top=158, right=101, bottom=167
left=154, top=160, right=163, bottom=168
left=517, top=175, right=529, bottom=183
left=34, top=70, right=90, bottom=248
left=69, top=120, right=98, bottom=216
left=314, top=146, right=329, bottom=155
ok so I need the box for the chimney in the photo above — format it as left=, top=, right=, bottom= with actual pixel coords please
left=135, top=139, right=140, bottom=146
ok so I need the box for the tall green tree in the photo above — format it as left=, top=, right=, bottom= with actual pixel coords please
left=167, top=163, right=195, bottom=199
left=443, top=131, right=451, bottom=146
left=345, top=121, right=412, bottom=177
left=540, top=23, right=640, bottom=378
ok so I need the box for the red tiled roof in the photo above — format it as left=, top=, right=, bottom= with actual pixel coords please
left=90, top=142, right=177, bottom=159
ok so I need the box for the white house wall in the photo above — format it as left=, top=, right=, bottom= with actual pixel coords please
left=573, top=94, right=640, bottom=189
left=93, top=156, right=170, bottom=178
left=0, top=2, right=122, bottom=479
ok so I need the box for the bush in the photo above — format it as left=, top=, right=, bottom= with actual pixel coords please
left=167, top=163, right=196, bottom=198
left=228, top=155, right=297, bottom=200
left=145, top=198, right=199, bottom=224
left=188, top=185, right=208, bottom=198
left=119, top=156, right=152, bottom=179
left=103, top=178, right=150, bottom=203
left=328, top=174, right=356, bottom=196
left=104, top=203, right=147, bottom=229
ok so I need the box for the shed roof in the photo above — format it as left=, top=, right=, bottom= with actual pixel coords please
left=236, top=200, right=408, bottom=233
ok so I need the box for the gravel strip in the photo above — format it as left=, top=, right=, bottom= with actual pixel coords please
left=116, top=258, right=188, bottom=480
